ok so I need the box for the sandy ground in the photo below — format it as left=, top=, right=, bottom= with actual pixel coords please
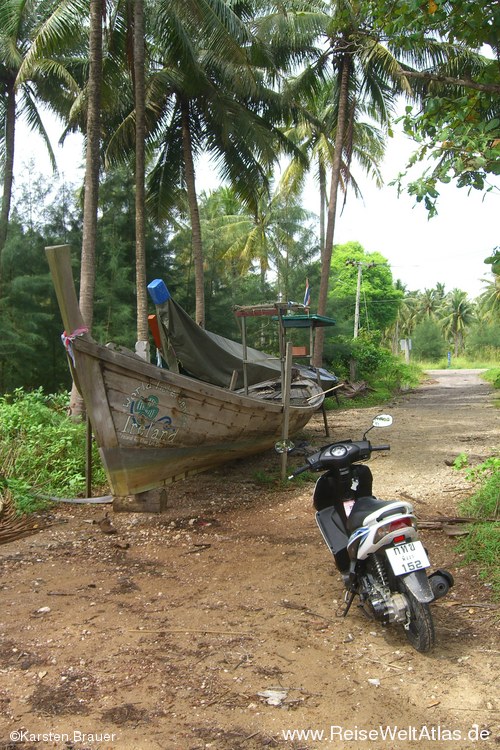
left=0, top=369, right=498, bottom=750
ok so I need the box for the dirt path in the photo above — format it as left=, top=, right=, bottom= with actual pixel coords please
left=1, top=370, right=498, bottom=750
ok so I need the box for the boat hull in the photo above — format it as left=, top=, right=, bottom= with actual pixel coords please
left=72, top=337, right=322, bottom=496
left=45, top=244, right=323, bottom=498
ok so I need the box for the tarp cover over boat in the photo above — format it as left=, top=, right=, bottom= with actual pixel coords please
left=150, top=281, right=338, bottom=391
left=155, top=294, right=282, bottom=388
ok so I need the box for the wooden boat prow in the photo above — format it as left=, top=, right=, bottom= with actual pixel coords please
left=46, top=245, right=324, bottom=502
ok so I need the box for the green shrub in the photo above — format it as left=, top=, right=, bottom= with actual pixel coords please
left=324, top=337, right=423, bottom=409
left=412, top=319, right=448, bottom=360
left=373, top=353, right=421, bottom=392
left=483, top=368, right=500, bottom=390
left=455, top=455, right=500, bottom=596
left=0, top=388, right=106, bottom=513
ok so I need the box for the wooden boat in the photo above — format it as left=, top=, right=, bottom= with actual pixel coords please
left=46, top=245, right=324, bottom=500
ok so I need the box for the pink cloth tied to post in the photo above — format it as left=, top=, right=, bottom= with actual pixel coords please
left=61, top=327, right=89, bottom=366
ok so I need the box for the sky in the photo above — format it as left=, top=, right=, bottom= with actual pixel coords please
left=14, top=113, right=498, bottom=301
left=323, top=132, right=499, bottom=300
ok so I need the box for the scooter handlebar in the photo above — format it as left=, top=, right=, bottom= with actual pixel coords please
left=288, top=442, right=390, bottom=479
left=288, top=463, right=311, bottom=479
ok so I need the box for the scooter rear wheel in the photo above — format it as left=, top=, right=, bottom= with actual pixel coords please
left=400, top=582, right=435, bottom=653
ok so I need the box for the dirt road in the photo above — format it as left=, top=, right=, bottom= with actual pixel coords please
left=0, top=369, right=498, bottom=750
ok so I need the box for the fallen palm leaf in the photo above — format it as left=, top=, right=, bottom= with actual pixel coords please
left=0, top=493, right=47, bottom=545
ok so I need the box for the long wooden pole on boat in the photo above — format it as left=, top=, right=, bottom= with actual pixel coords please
left=46, top=245, right=93, bottom=495
left=45, top=245, right=86, bottom=334
left=281, top=342, right=293, bottom=480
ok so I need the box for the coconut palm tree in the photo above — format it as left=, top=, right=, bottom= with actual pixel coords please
left=139, top=0, right=305, bottom=328
left=384, top=289, right=419, bottom=354
left=477, top=276, right=500, bottom=323
left=223, top=183, right=316, bottom=300
left=417, top=288, right=444, bottom=321
left=78, top=0, right=104, bottom=334
left=440, top=288, right=475, bottom=356
left=266, top=1, right=461, bottom=366
left=280, top=76, right=385, bottom=257
left=133, top=0, right=149, bottom=359
left=64, top=0, right=105, bottom=417
left=101, top=0, right=250, bottom=328
left=0, top=0, right=82, bottom=270
left=167, top=182, right=317, bottom=315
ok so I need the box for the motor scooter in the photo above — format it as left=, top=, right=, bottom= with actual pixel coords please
left=285, top=415, right=454, bottom=652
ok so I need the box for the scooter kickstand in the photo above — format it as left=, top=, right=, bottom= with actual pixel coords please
left=342, top=591, right=356, bottom=617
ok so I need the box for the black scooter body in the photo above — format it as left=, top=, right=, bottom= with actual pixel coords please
left=313, top=464, right=374, bottom=572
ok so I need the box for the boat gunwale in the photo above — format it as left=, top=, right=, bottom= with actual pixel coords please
left=72, top=336, right=323, bottom=414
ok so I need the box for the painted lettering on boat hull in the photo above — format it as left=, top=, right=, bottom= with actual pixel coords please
left=119, top=382, right=188, bottom=446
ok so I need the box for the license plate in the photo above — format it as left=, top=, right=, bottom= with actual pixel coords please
left=386, top=541, right=430, bottom=576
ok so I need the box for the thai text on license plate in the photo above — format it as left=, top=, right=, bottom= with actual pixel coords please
left=386, top=541, right=430, bottom=576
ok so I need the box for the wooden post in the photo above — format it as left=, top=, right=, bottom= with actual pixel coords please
left=229, top=370, right=238, bottom=390
left=241, top=316, right=248, bottom=395
left=86, top=416, right=92, bottom=497
left=277, top=307, right=286, bottom=396
left=316, top=369, right=330, bottom=437
left=280, top=342, right=293, bottom=480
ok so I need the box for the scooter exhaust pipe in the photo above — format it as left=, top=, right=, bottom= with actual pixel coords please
left=429, top=570, right=454, bottom=600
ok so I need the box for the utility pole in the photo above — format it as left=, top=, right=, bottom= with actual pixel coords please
left=353, top=263, right=362, bottom=339
left=345, top=259, right=384, bottom=338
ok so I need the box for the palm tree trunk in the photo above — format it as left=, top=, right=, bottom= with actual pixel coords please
left=0, top=78, right=16, bottom=276
left=180, top=97, right=205, bottom=328
left=312, top=55, right=350, bottom=368
left=134, top=0, right=149, bottom=360
left=69, top=0, right=103, bottom=416
left=79, top=0, right=103, bottom=330
left=318, top=157, right=326, bottom=258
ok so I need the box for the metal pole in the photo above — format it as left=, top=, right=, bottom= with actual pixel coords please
left=281, top=342, right=293, bottom=480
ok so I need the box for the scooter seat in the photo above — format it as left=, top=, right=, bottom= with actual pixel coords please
left=346, top=496, right=409, bottom=533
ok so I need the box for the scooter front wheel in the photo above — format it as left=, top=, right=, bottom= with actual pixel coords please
left=399, top=581, right=435, bottom=653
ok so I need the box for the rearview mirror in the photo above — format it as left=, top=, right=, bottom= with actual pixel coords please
left=275, top=439, right=295, bottom=454
left=372, top=414, right=393, bottom=428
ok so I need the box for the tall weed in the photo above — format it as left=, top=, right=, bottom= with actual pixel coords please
left=0, top=388, right=105, bottom=513
left=454, top=454, right=500, bottom=595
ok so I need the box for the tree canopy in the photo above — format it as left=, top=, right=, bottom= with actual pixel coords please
left=1, top=0, right=498, bottom=390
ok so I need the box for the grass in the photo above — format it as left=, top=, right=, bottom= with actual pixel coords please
left=455, top=523, right=500, bottom=596
left=451, top=360, right=499, bottom=594
left=453, top=454, right=500, bottom=597
left=417, top=356, right=499, bottom=370
left=482, top=367, right=500, bottom=390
